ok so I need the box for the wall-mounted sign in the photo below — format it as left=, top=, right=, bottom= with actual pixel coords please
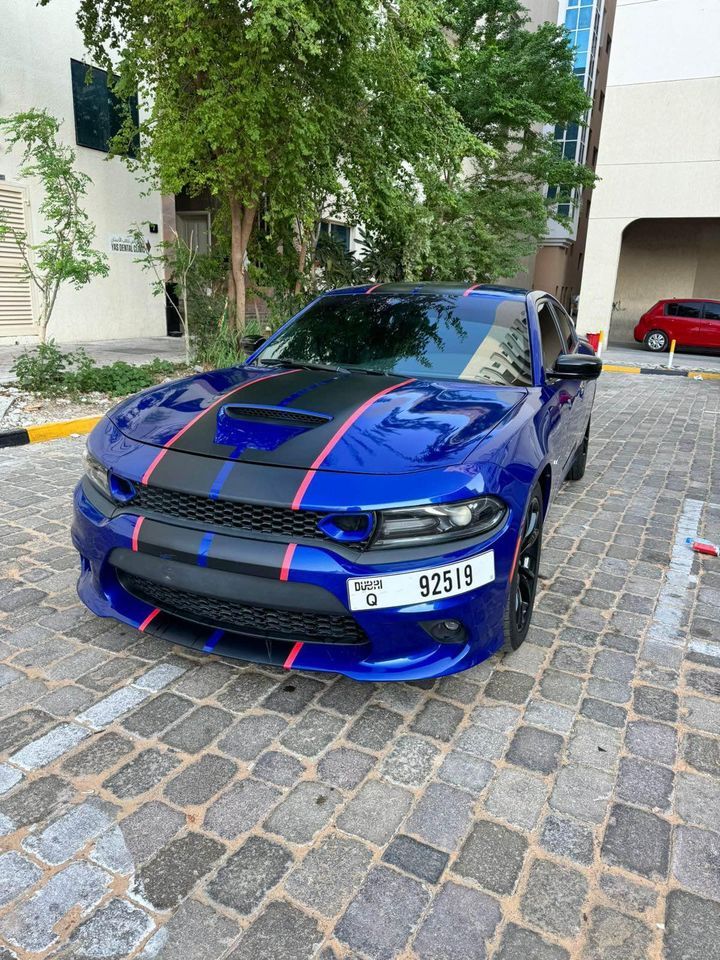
left=109, top=234, right=146, bottom=254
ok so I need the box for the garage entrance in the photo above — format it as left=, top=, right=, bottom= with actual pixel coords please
left=609, top=218, right=720, bottom=344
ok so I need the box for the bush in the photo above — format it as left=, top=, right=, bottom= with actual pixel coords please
left=11, top=341, right=181, bottom=397
left=11, top=340, right=69, bottom=395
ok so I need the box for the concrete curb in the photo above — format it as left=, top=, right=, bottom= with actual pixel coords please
left=603, top=364, right=720, bottom=380
left=0, top=415, right=102, bottom=448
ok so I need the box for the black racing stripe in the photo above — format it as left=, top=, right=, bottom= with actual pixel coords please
left=145, top=449, right=303, bottom=506
left=169, top=370, right=318, bottom=458
left=211, top=459, right=305, bottom=505
left=147, top=442, right=229, bottom=492
left=127, top=520, right=209, bottom=564
left=140, top=608, right=298, bottom=666
left=237, top=373, right=404, bottom=468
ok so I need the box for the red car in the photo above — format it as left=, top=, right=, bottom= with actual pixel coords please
left=634, top=298, right=720, bottom=352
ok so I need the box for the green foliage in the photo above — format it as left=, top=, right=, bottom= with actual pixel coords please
left=53, top=0, right=595, bottom=333
left=356, top=0, right=595, bottom=283
left=60, top=0, right=466, bottom=327
left=0, top=110, right=109, bottom=340
left=10, top=340, right=70, bottom=394
left=11, top=341, right=179, bottom=397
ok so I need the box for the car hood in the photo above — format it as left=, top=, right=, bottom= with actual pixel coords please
left=109, top=366, right=527, bottom=475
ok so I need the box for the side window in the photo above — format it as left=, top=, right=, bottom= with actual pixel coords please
left=538, top=302, right=565, bottom=374
left=550, top=302, right=576, bottom=351
left=703, top=302, right=720, bottom=321
left=666, top=301, right=702, bottom=318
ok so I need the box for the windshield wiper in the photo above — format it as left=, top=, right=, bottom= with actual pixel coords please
left=256, top=358, right=350, bottom=374
left=345, top=366, right=406, bottom=378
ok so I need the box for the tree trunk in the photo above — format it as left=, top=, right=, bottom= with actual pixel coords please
left=228, top=195, right=257, bottom=335
left=294, top=238, right=308, bottom=296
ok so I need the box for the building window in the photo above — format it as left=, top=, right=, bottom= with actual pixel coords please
left=549, top=0, right=604, bottom=218
left=70, top=59, right=139, bottom=155
left=319, top=221, right=351, bottom=252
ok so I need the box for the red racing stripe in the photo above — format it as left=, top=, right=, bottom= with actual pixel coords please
left=138, top=608, right=160, bottom=632
left=463, top=283, right=482, bottom=297
left=279, top=543, right=297, bottom=582
left=140, top=368, right=299, bottom=486
left=365, top=283, right=383, bottom=294
left=131, top=516, right=144, bottom=552
left=291, top=379, right=415, bottom=510
left=283, top=641, right=303, bottom=669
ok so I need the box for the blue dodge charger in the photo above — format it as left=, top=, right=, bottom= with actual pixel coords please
left=73, top=283, right=601, bottom=680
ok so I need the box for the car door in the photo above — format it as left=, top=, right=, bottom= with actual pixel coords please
left=550, top=299, right=592, bottom=447
left=536, top=300, right=579, bottom=499
left=701, top=302, right=720, bottom=348
left=667, top=301, right=704, bottom=347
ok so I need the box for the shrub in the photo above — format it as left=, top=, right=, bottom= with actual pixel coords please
left=11, top=342, right=181, bottom=397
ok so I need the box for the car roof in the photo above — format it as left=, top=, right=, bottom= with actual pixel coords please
left=658, top=297, right=720, bottom=304
left=326, top=282, right=532, bottom=301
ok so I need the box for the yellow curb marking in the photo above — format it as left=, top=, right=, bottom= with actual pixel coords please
left=688, top=371, right=720, bottom=381
left=602, top=364, right=642, bottom=374
left=26, top=416, right=102, bottom=444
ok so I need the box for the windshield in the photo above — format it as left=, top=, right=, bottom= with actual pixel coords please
left=255, top=294, right=532, bottom=387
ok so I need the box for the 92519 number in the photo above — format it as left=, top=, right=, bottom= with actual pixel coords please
left=419, top=563, right=474, bottom=599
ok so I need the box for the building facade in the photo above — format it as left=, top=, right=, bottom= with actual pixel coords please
left=533, top=0, right=617, bottom=312
left=577, top=0, right=720, bottom=344
left=0, top=0, right=165, bottom=343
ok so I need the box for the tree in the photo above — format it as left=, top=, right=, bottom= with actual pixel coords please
left=363, top=0, right=595, bottom=282
left=66, top=0, right=463, bottom=334
left=0, top=110, right=109, bottom=342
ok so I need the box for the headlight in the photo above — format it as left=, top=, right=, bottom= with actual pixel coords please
left=374, top=496, right=507, bottom=548
left=83, top=449, right=111, bottom=498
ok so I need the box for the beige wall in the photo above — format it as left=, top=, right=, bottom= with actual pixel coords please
left=610, top=219, right=720, bottom=342
left=523, top=0, right=559, bottom=27
left=577, top=0, right=720, bottom=340
left=0, top=0, right=166, bottom=342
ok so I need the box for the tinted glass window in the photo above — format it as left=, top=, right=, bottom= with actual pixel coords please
left=551, top=302, right=576, bottom=351
left=537, top=303, right=564, bottom=372
left=666, top=301, right=702, bottom=319
left=71, top=59, right=139, bottom=155
left=257, top=294, right=532, bottom=387
left=703, top=302, right=720, bottom=320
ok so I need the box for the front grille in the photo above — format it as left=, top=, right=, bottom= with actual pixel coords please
left=118, top=571, right=368, bottom=645
left=224, top=405, right=330, bottom=427
left=133, top=485, right=324, bottom=539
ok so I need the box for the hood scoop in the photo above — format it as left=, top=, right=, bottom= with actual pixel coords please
left=214, top=403, right=332, bottom=455
left=222, top=404, right=332, bottom=427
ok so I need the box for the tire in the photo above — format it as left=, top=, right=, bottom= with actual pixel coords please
left=566, top=423, right=590, bottom=482
left=644, top=329, right=669, bottom=352
left=501, top=484, right=543, bottom=654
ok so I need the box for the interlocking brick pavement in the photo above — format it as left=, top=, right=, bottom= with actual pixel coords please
left=0, top=375, right=719, bottom=959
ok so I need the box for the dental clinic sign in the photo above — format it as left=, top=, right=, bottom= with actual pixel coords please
left=108, top=234, right=147, bottom=254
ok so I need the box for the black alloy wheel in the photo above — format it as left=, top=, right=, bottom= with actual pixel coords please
left=501, top=483, right=544, bottom=653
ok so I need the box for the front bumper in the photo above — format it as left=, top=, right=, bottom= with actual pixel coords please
left=72, top=480, right=518, bottom=681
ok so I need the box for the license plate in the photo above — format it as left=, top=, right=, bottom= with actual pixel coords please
left=347, top=551, right=495, bottom=611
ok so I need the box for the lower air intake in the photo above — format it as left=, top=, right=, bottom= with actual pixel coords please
left=118, top=570, right=368, bottom=646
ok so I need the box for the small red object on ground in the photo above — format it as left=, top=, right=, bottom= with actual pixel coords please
left=690, top=540, right=720, bottom=557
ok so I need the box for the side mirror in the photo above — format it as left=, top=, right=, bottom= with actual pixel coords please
left=241, top=335, right=266, bottom=353
left=548, top=353, right=602, bottom=380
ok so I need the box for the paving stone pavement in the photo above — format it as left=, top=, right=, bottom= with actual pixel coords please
left=0, top=374, right=719, bottom=960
